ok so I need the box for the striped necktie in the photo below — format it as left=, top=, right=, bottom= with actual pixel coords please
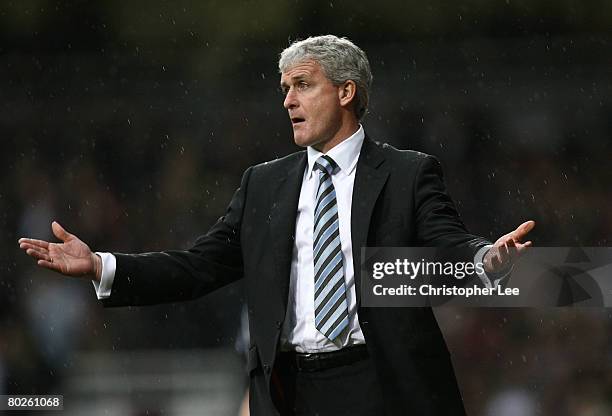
left=313, top=155, right=349, bottom=341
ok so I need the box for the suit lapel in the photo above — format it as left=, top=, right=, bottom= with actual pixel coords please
left=351, top=138, right=389, bottom=306
left=270, top=152, right=307, bottom=312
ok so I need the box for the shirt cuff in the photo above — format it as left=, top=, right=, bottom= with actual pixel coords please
left=474, top=244, right=514, bottom=288
left=92, top=252, right=116, bottom=299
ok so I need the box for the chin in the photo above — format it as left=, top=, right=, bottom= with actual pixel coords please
left=293, top=128, right=326, bottom=149
left=293, top=133, right=313, bottom=148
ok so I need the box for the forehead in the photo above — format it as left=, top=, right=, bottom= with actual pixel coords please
left=280, top=60, right=324, bottom=84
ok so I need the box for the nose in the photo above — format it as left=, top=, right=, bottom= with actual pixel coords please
left=283, top=88, right=298, bottom=110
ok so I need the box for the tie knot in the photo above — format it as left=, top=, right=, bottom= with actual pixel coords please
left=314, top=155, right=338, bottom=176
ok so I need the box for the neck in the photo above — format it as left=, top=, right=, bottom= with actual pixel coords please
left=314, top=119, right=360, bottom=154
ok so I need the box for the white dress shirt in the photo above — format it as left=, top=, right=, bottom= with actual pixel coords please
left=280, top=126, right=366, bottom=353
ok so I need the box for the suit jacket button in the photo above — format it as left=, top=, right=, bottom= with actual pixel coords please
left=275, top=320, right=282, bottom=329
left=264, top=364, right=271, bottom=374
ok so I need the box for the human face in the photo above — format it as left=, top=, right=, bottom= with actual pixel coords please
left=280, top=61, right=345, bottom=151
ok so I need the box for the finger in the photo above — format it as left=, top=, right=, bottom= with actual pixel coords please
left=26, top=247, right=52, bottom=262
left=513, top=220, right=536, bottom=240
left=18, top=238, right=50, bottom=249
left=52, top=221, right=72, bottom=243
left=20, top=242, right=49, bottom=254
left=506, top=239, right=518, bottom=258
left=498, top=242, right=510, bottom=264
left=37, top=259, right=63, bottom=273
left=516, top=241, right=533, bottom=253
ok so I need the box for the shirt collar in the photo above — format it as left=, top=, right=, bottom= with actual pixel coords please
left=306, top=125, right=365, bottom=178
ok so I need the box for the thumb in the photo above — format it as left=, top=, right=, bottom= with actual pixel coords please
left=514, top=220, right=536, bottom=240
left=52, top=221, right=72, bottom=242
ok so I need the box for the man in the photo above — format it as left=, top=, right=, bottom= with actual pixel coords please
left=19, top=35, right=534, bottom=415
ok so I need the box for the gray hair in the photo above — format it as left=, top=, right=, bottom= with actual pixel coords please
left=278, top=35, right=373, bottom=120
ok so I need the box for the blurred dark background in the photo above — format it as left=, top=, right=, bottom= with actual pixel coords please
left=1, top=0, right=611, bottom=415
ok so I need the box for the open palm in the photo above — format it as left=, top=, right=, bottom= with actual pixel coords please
left=483, top=220, right=535, bottom=273
left=18, top=221, right=99, bottom=279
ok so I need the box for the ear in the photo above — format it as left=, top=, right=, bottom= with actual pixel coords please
left=338, top=80, right=357, bottom=109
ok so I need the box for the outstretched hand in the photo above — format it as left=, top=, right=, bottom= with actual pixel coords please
left=18, top=221, right=102, bottom=281
left=483, top=220, right=535, bottom=274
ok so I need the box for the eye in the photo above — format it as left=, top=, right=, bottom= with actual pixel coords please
left=279, top=86, right=289, bottom=95
left=297, top=81, right=309, bottom=91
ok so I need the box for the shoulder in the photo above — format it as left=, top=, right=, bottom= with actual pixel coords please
left=243, top=149, right=306, bottom=182
left=365, top=137, right=440, bottom=169
left=252, top=149, right=305, bottom=171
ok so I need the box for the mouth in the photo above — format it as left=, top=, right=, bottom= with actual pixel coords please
left=291, top=117, right=305, bottom=126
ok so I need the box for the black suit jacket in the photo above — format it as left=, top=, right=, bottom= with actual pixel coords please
left=102, top=137, right=489, bottom=415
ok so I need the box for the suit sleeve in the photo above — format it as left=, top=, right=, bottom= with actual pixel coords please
left=413, top=155, right=490, bottom=250
left=101, top=167, right=252, bottom=307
